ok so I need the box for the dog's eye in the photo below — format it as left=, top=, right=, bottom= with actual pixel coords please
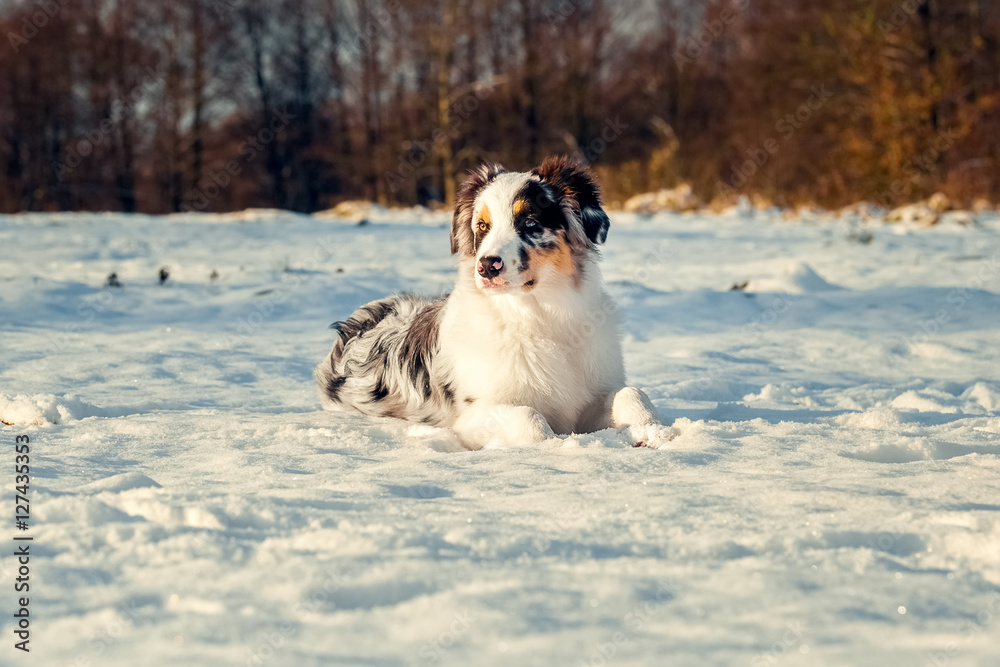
left=524, top=219, right=537, bottom=229
left=477, top=221, right=490, bottom=232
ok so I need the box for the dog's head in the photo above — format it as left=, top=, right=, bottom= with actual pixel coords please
left=450, top=156, right=610, bottom=294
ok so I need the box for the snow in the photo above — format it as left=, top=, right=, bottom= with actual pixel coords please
left=1, top=207, right=999, bottom=666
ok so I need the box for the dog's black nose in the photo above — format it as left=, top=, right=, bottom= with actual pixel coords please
left=477, top=256, right=504, bottom=279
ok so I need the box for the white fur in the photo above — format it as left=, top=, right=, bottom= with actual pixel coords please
left=316, top=161, right=676, bottom=450
left=439, top=170, right=672, bottom=448
left=437, top=261, right=675, bottom=448
left=441, top=255, right=623, bottom=437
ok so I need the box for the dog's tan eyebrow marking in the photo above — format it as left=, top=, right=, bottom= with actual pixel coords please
left=513, top=199, right=529, bottom=216
left=478, top=205, right=491, bottom=226
left=474, top=205, right=491, bottom=253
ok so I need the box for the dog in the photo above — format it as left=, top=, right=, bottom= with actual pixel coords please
left=315, top=156, right=676, bottom=449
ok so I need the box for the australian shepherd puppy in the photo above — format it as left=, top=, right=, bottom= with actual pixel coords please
left=315, top=156, right=676, bottom=449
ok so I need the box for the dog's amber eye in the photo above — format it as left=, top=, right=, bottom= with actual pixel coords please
left=477, top=221, right=490, bottom=232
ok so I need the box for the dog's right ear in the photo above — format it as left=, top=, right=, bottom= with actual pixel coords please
left=451, top=162, right=505, bottom=256
left=531, top=155, right=610, bottom=246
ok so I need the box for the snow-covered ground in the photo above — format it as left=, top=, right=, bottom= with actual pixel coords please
left=1, top=207, right=999, bottom=666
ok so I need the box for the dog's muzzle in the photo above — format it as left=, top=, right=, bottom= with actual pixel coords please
left=477, top=256, right=504, bottom=279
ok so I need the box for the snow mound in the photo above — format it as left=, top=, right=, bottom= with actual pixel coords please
left=314, top=201, right=447, bottom=226
left=939, top=211, right=977, bottom=227
left=890, top=390, right=960, bottom=414
left=834, top=407, right=905, bottom=430
left=80, top=472, right=162, bottom=493
left=882, top=193, right=981, bottom=228
left=623, top=184, right=703, bottom=214
left=166, top=208, right=307, bottom=223
left=316, top=199, right=388, bottom=220
left=962, top=382, right=1000, bottom=413
left=743, top=383, right=816, bottom=406
left=939, top=523, right=1000, bottom=586
left=838, top=201, right=888, bottom=219
left=114, top=497, right=227, bottom=529
left=0, top=393, right=119, bottom=425
left=908, top=342, right=969, bottom=363
left=842, top=436, right=989, bottom=463
left=744, top=262, right=841, bottom=294
left=886, top=203, right=940, bottom=227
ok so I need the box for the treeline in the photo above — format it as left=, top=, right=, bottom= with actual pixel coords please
left=1, top=0, right=998, bottom=214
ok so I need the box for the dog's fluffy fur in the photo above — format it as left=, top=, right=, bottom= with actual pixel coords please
left=316, top=156, right=674, bottom=448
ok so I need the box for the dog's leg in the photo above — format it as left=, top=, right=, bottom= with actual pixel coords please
left=452, top=402, right=556, bottom=450
left=609, top=387, right=658, bottom=427
left=600, top=387, right=678, bottom=449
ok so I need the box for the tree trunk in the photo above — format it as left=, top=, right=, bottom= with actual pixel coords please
left=436, top=0, right=458, bottom=204
left=189, top=0, right=206, bottom=202
left=519, top=0, right=540, bottom=165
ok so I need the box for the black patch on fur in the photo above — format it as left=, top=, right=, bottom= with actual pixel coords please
left=318, top=294, right=458, bottom=427
left=531, top=155, right=611, bottom=245
left=514, top=180, right=567, bottom=241
left=382, top=403, right=404, bottom=419
left=451, top=163, right=506, bottom=256
left=518, top=246, right=530, bottom=273
left=324, top=374, right=346, bottom=402
left=331, top=299, right=397, bottom=349
left=400, top=299, right=445, bottom=399
left=371, top=377, right=389, bottom=402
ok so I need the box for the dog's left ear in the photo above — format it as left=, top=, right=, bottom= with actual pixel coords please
left=531, top=156, right=610, bottom=245
left=452, top=162, right=506, bottom=256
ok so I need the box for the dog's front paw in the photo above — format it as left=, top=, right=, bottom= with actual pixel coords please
left=468, top=405, right=556, bottom=448
left=621, top=423, right=679, bottom=449
left=507, top=406, right=556, bottom=445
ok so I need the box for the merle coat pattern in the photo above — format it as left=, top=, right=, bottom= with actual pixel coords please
left=316, top=156, right=676, bottom=449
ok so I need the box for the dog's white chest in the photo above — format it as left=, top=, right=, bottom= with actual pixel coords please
left=445, top=312, right=604, bottom=433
